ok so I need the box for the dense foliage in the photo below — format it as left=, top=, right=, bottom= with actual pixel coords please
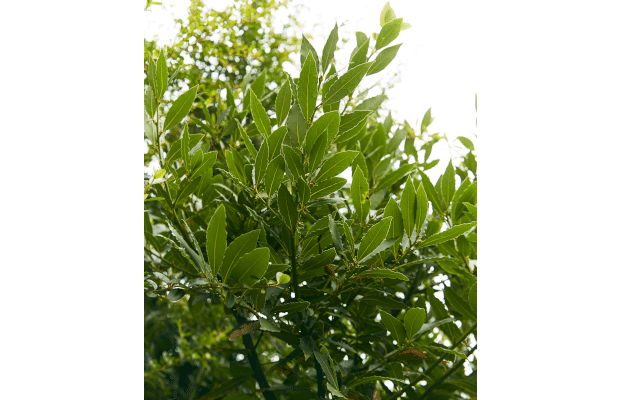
left=144, top=3, right=477, bottom=400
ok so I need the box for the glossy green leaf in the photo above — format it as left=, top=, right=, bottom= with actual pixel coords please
left=307, top=131, right=327, bottom=174
left=357, top=217, right=392, bottom=262
left=441, top=160, right=456, bottom=207
left=444, top=287, right=477, bottom=321
left=420, top=171, right=444, bottom=216
left=380, top=2, right=397, bottom=26
left=339, top=110, right=371, bottom=136
left=314, top=348, right=338, bottom=389
left=349, top=38, right=369, bottom=69
left=464, top=202, right=477, bottom=220
left=286, top=103, right=306, bottom=148
left=156, top=53, right=168, bottom=99
left=145, top=86, right=156, bottom=118
left=236, top=120, right=257, bottom=159
left=275, top=80, right=292, bottom=127
left=400, top=178, right=417, bottom=240
left=368, top=43, right=402, bottom=76
left=305, top=111, right=340, bottom=151
left=301, top=248, right=336, bottom=271
left=254, top=141, right=269, bottom=185
left=300, top=35, right=320, bottom=76
left=315, top=150, right=358, bottom=182
left=321, top=23, right=339, bottom=73
left=163, top=85, right=198, bottom=132
left=297, top=177, right=310, bottom=206
left=376, top=18, right=402, bottom=50
left=168, top=288, right=185, bottom=302
left=268, top=126, right=287, bottom=160
left=250, top=89, right=271, bottom=139
left=229, top=247, right=269, bottom=286
left=282, top=145, right=304, bottom=182
left=357, top=269, right=408, bottom=281
left=417, top=222, right=477, bottom=249
left=323, top=62, right=373, bottom=105
left=164, top=134, right=202, bottom=164
left=264, top=155, right=285, bottom=198
left=374, top=164, right=415, bottom=192
left=404, top=307, right=426, bottom=339
left=415, top=183, right=428, bottom=234
left=379, top=310, right=407, bottom=346
left=207, top=204, right=227, bottom=275
left=278, top=184, right=298, bottom=231
left=310, top=177, right=347, bottom=198
left=327, top=214, right=343, bottom=253
left=351, top=167, right=369, bottom=224
left=384, top=197, right=403, bottom=256
left=469, top=281, right=477, bottom=310
left=220, top=230, right=260, bottom=283
left=298, top=52, right=318, bottom=122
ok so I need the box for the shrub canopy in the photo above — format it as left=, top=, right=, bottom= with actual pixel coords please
left=144, top=2, right=477, bottom=399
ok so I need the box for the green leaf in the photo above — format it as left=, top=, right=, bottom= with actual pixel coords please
left=207, top=204, right=227, bottom=276
left=250, top=89, right=271, bottom=139
left=384, top=197, right=403, bottom=257
left=444, top=287, right=477, bottom=320
left=404, top=307, right=426, bottom=339
left=351, top=167, right=369, bottom=224
left=421, top=108, right=434, bottom=133
left=314, top=348, right=338, bottom=389
left=305, top=111, right=340, bottom=151
left=310, top=177, right=347, bottom=199
left=264, top=155, right=285, bottom=198
left=298, top=53, right=318, bottom=123
left=286, top=103, right=307, bottom=148
left=236, top=120, right=257, bottom=159
left=323, top=62, right=373, bottom=105
left=164, top=134, right=202, bottom=164
left=328, top=214, right=344, bottom=253
left=190, top=152, right=216, bottom=181
left=254, top=141, right=269, bottom=185
left=357, top=218, right=393, bottom=263
left=315, top=150, right=359, bottom=182
left=417, top=222, right=477, bottom=249
left=229, top=247, right=269, bottom=286
left=275, top=80, right=292, bottom=127
left=276, top=272, right=291, bottom=285
left=419, top=171, right=443, bottom=217
left=339, top=111, right=371, bottom=136
left=357, top=269, right=408, bottom=281
left=145, top=86, right=156, bottom=118
left=168, top=288, right=185, bottom=302
left=357, top=95, right=387, bottom=112
left=464, top=202, right=477, bottom=220
left=300, top=35, right=320, bottom=76
left=415, top=184, right=429, bottom=234
left=441, top=160, right=456, bottom=207
left=297, top=177, right=310, bottom=206
left=163, top=85, right=198, bottom=132
left=278, top=184, right=298, bottom=231
left=453, top=182, right=477, bottom=221
left=469, top=281, right=477, bottom=310
left=282, top=145, right=304, bottom=182
left=147, top=57, right=157, bottom=98
left=368, top=43, right=402, bottom=75
left=181, top=124, right=190, bottom=168
left=259, top=318, right=280, bottom=332
left=307, top=131, right=328, bottom=174
left=424, top=345, right=467, bottom=359
left=457, top=136, right=475, bottom=151
left=301, top=248, right=336, bottom=271
left=380, top=2, right=397, bottom=27
left=349, top=376, right=408, bottom=388
left=220, top=230, right=260, bottom=283
left=272, top=300, right=310, bottom=314
left=450, top=178, right=471, bottom=220
left=349, top=38, right=369, bottom=69
left=321, top=23, right=339, bottom=73
left=400, top=178, right=417, bottom=240
left=379, top=310, right=407, bottom=346
left=251, top=69, right=267, bottom=99
left=225, top=149, right=245, bottom=183
left=376, top=18, right=402, bottom=50
left=168, top=223, right=208, bottom=274
left=268, top=126, right=287, bottom=160
left=374, top=163, right=416, bottom=192
left=156, top=52, right=168, bottom=99
left=415, top=317, right=455, bottom=338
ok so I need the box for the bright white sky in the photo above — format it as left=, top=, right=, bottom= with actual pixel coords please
left=145, top=0, right=478, bottom=182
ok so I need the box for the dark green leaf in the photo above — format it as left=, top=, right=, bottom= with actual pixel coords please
left=417, top=222, right=476, bottom=249
left=415, top=183, right=428, bottom=234
left=357, top=217, right=392, bottom=262
left=168, top=288, right=185, bottom=302
left=379, top=310, right=407, bottom=346
left=220, top=230, right=260, bottom=283
left=163, top=85, right=198, bottom=131
left=207, top=204, right=227, bottom=276
left=357, top=269, right=408, bottom=281
left=156, top=53, right=168, bottom=99
left=315, top=150, right=358, bottom=182
left=286, top=103, right=307, bottom=148
left=272, top=300, right=310, bottom=314
left=250, top=89, right=271, bottom=139
left=321, top=23, right=339, bottom=73
left=282, top=145, right=304, bottom=182
left=145, top=86, right=156, bottom=118
left=275, top=80, right=292, bottom=127
left=400, top=178, right=416, bottom=240
left=298, top=53, right=319, bottom=122
left=384, top=197, right=404, bottom=256
left=278, top=184, right=298, bottom=231
left=328, top=214, right=344, bottom=253
left=268, top=126, right=287, bottom=160
left=264, top=155, right=285, bottom=198
left=404, top=307, right=425, bottom=338
left=229, top=247, right=270, bottom=286
left=310, top=177, right=347, bottom=199
left=307, top=131, right=328, bottom=174
left=254, top=141, right=269, bottom=185
left=351, top=167, right=369, bottom=224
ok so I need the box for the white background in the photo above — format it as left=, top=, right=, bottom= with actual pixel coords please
left=2, top=0, right=620, bottom=398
